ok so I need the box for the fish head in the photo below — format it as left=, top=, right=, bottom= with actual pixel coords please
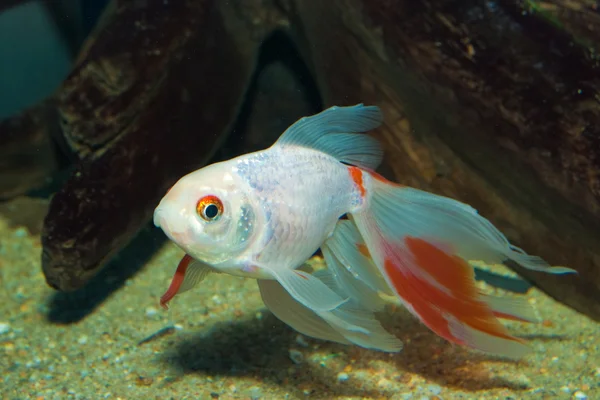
left=153, top=162, right=260, bottom=266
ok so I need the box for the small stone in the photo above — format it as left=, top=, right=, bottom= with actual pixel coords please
left=135, top=376, right=154, bottom=387
left=574, top=391, right=588, bottom=400
left=377, top=378, right=393, bottom=389
left=513, top=373, right=531, bottom=388
left=14, top=227, right=27, bottom=238
left=77, top=335, right=88, bottom=345
left=561, top=386, right=571, bottom=393
left=145, top=307, right=158, bottom=317
left=337, top=372, right=349, bottom=382
left=288, top=349, right=304, bottom=364
left=248, top=386, right=262, bottom=400
left=295, top=335, right=309, bottom=347
left=0, top=322, right=10, bottom=335
left=427, top=384, right=442, bottom=395
left=391, top=394, right=413, bottom=400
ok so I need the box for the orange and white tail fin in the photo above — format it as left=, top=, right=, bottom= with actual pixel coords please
left=350, top=174, right=573, bottom=358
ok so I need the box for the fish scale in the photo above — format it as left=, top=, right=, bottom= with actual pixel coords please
left=234, top=146, right=356, bottom=270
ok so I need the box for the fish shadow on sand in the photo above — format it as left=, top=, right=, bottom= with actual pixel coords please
left=45, top=224, right=166, bottom=324
left=162, top=307, right=532, bottom=396
left=161, top=313, right=388, bottom=399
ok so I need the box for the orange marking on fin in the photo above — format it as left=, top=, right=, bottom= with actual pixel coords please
left=160, top=254, right=193, bottom=310
left=357, top=243, right=371, bottom=258
left=295, top=270, right=309, bottom=280
left=383, top=237, right=522, bottom=347
left=363, top=168, right=404, bottom=187
left=404, top=237, right=477, bottom=299
left=348, top=166, right=366, bottom=198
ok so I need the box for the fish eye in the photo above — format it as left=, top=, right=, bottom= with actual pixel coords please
left=196, top=195, right=224, bottom=222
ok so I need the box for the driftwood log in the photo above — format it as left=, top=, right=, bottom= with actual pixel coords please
left=40, top=0, right=285, bottom=290
left=288, top=0, right=600, bottom=319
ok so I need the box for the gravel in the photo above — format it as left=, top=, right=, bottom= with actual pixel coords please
left=0, top=197, right=599, bottom=400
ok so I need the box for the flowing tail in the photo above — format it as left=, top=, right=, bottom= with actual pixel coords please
left=252, top=103, right=574, bottom=357
left=350, top=172, right=576, bottom=358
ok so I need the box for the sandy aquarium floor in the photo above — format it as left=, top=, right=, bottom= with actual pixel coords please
left=0, top=196, right=598, bottom=400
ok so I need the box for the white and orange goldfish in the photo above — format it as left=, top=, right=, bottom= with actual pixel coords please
left=153, top=104, right=574, bottom=357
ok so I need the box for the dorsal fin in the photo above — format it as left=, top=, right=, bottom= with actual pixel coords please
left=273, top=104, right=384, bottom=170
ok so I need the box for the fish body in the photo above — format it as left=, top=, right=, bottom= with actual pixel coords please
left=154, top=146, right=357, bottom=279
left=153, top=105, right=575, bottom=357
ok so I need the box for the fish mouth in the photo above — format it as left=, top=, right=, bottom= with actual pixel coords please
left=153, top=208, right=165, bottom=228
left=153, top=208, right=188, bottom=245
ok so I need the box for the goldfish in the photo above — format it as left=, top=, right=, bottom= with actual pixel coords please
left=153, top=104, right=575, bottom=357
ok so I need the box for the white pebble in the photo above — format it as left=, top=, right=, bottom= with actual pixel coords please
left=77, top=335, right=88, bottom=345
left=574, top=391, right=588, bottom=400
left=337, top=372, right=349, bottom=382
left=561, top=386, right=571, bottom=393
left=145, top=307, right=158, bottom=317
left=0, top=322, right=10, bottom=335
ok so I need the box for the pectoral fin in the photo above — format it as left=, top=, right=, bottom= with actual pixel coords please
left=160, top=254, right=213, bottom=309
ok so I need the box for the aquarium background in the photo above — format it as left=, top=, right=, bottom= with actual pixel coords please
left=1, top=1, right=598, bottom=399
